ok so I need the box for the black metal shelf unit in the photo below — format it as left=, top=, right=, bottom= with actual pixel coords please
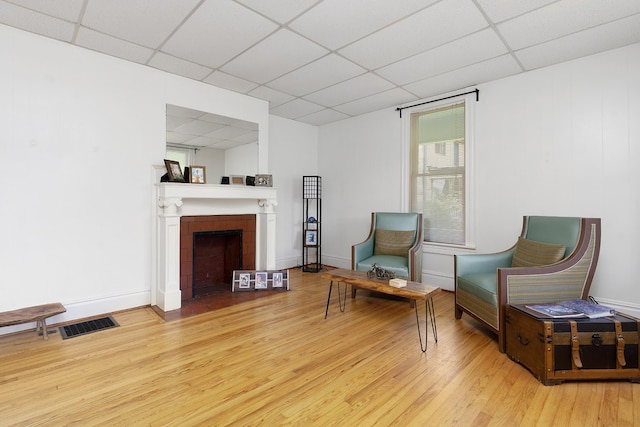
left=302, top=176, right=322, bottom=272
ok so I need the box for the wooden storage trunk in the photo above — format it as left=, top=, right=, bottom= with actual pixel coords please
left=505, top=304, right=640, bottom=385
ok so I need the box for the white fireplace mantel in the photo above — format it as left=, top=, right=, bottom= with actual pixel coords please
left=154, top=183, right=278, bottom=312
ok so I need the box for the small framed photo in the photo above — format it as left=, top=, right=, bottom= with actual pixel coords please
left=272, top=272, right=283, bottom=288
left=164, top=159, right=185, bottom=182
left=230, top=175, right=245, bottom=185
left=238, top=273, right=250, bottom=289
left=255, top=272, right=268, bottom=289
left=255, top=174, right=273, bottom=187
left=189, top=166, right=206, bottom=184
left=305, top=230, right=318, bottom=246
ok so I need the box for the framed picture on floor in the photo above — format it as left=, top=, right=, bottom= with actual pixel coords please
left=232, top=270, right=290, bottom=291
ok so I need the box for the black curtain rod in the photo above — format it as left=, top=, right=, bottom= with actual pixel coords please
left=396, top=88, right=479, bottom=118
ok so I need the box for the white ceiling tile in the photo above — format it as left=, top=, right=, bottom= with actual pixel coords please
left=303, top=73, right=396, bottom=107
left=290, top=0, right=437, bottom=50
left=208, top=139, right=243, bottom=149
left=235, top=0, right=318, bottom=24
left=187, top=135, right=224, bottom=147
left=162, top=0, right=278, bottom=68
left=377, top=28, right=508, bottom=85
left=475, top=0, right=557, bottom=23
left=148, top=52, right=212, bottom=80
left=76, top=28, right=154, bottom=63
left=333, top=88, right=417, bottom=117
left=405, top=54, right=521, bottom=98
left=297, top=109, right=351, bottom=126
left=7, top=0, right=84, bottom=21
left=175, top=119, right=226, bottom=136
left=203, top=71, right=259, bottom=94
left=166, top=115, right=192, bottom=132
left=221, top=29, right=328, bottom=84
left=166, top=131, right=192, bottom=144
left=497, top=0, right=640, bottom=50
left=0, top=2, right=75, bottom=41
left=82, top=0, right=201, bottom=48
left=2, top=0, right=640, bottom=127
left=270, top=98, right=326, bottom=119
left=515, top=14, right=640, bottom=71
left=229, top=119, right=258, bottom=131
left=267, top=54, right=366, bottom=96
left=199, top=113, right=236, bottom=125
left=230, top=131, right=259, bottom=143
left=206, top=125, right=253, bottom=140
left=339, top=0, right=488, bottom=70
left=248, top=86, right=296, bottom=108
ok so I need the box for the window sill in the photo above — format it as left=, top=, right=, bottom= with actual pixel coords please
left=422, top=242, right=476, bottom=256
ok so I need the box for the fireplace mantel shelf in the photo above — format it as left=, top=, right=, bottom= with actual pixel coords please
left=157, top=183, right=277, bottom=201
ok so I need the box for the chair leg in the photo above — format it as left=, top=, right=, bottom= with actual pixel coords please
left=455, top=305, right=463, bottom=319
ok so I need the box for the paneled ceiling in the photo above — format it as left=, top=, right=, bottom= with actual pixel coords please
left=2, top=0, right=640, bottom=127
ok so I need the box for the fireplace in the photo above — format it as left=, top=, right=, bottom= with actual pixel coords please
left=181, top=215, right=256, bottom=300
left=192, top=230, right=242, bottom=297
left=155, top=183, right=277, bottom=311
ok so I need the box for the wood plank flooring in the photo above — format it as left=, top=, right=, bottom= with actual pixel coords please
left=1, top=268, right=638, bottom=426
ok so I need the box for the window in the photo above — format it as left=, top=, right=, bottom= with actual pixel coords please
left=165, top=146, right=191, bottom=169
left=406, top=93, right=474, bottom=247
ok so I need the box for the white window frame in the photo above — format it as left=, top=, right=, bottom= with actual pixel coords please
left=165, top=145, right=192, bottom=169
left=401, top=91, right=476, bottom=251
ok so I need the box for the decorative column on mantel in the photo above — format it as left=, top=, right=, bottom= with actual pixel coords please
left=155, top=183, right=278, bottom=312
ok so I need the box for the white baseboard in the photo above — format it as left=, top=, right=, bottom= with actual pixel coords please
left=0, top=291, right=150, bottom=337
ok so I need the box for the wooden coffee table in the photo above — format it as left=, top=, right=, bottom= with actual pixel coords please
left=322, top=268, right=440, bottom=352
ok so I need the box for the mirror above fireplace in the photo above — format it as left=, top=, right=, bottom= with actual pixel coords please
left=166, top=104, right=259, bottom=183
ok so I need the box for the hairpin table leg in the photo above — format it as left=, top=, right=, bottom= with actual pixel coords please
left=325, top=280, right=347, bottom=319
left=415, top=297, right=437, bottom=352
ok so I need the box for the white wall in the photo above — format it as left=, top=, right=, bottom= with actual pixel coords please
left=0, top=24, right=269, bottom=334
left=319, top=42, right=640, bottom=316
left=318, top=109, right=403, bottom=269
left=225, top=142, right=259, bottom=178
left=269, top=115, right=319, bottom=268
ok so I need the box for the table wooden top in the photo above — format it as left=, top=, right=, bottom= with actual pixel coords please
left=322, top=268, right=440, bottom=301
left=0, top=302, right=66, bottom=326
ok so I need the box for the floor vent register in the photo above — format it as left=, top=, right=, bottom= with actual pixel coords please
left=59, top=316, right=119, bottom=339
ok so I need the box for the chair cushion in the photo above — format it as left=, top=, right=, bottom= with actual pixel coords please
left=457, top=273, right=498, bottom=306
left=355, top=255, right=409, bottom=278
left=511, top=236, right=566, bottom=268
left=374, top=229, right=415, bottom=256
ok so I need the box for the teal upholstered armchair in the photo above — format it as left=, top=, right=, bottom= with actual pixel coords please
left=352, top=212, right=423, bottom=282
left=455, top=216, right=601, bottom=352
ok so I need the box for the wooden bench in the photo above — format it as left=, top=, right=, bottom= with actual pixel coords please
left=0, top=303, right=66, bottom=340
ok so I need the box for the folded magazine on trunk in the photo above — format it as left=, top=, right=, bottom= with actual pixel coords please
left=526, top=299, right=615, bottom=319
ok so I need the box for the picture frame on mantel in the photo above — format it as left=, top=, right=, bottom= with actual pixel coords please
left=230, top=175, right=244, bottom=185
left=163, top=159, right=185, bottom=182
left=255, top=174, right=273, bottom=187
left=189, top=166, right=206, bottom=184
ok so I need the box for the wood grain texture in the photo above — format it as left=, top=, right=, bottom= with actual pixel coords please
left=0, top=268, right=638, bottom=426
left=323, top=268, right=439, bottom=300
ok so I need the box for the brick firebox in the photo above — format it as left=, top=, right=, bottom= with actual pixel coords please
left=180, top=215, right=256, bottom=300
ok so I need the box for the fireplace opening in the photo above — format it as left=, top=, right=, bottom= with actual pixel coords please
left=192, top=229, right=243, bottom=298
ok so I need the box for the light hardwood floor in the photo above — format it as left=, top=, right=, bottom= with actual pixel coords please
left=1, top=268, right=638, bottom=426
